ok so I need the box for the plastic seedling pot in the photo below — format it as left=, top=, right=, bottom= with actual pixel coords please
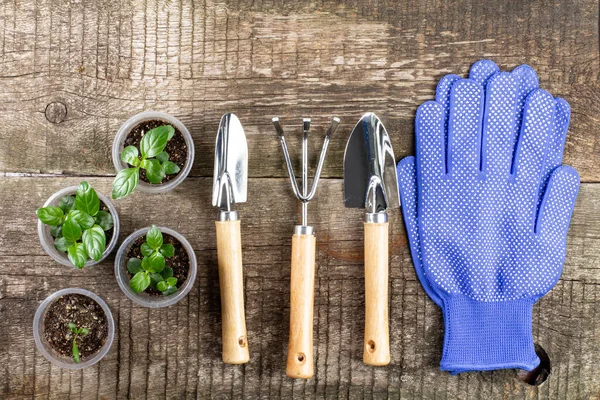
left=33, top=288, right=115, bottom=370
left=112, top=111, right=195, bottom=194
left=115, top=226, right=197, bottom=308
left=37, top=186, right=120, bottom=268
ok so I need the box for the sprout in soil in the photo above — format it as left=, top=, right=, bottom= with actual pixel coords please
left=127, top=225, right=178, bottom=296
left=68, top=322, right=89, bottom=363
left=36, top=182, right=113, bottom=269
left=112, top=124, right=181, bottom=199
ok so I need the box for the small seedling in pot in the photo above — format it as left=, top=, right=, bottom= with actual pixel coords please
left=127, top=225, right=178, bottom=296
left=68, top=322, right=89, bottom=363
left=112, top=125, right=181, bottom=199
left=36, top=182, right=114, bottom=269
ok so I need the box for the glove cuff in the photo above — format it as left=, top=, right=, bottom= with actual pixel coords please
left=441, top=295, right=540, bottom=372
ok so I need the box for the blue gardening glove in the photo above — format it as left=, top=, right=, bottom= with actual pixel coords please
left=397, top=60, right=580, bottom=372
left=399, top=61, right=571, bottom=312
left=398, top=61, right=573, bottom=375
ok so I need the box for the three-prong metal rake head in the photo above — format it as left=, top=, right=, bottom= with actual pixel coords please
left=272, top=117, right=340, bottom=233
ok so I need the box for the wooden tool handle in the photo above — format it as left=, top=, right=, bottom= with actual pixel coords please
left=286, top=233, right=316, bottom=379
left=363, top=221, right=390, bottom=366
left=215, top=220, right=250, bottom=364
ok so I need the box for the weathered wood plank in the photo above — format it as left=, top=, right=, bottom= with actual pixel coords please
left=1, top=0, right=599, bottom=398
left=0, top=176, right=598, bottom=399
left=0, top=0, right=598, bottom=181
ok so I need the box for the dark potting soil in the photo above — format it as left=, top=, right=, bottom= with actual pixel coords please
left=43, top=294, right=108, bottom=360
left=125, top=233, right=190, bottom=296
left=123, top=119, right=188, bottom=184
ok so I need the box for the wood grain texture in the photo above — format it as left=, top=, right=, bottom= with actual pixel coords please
left=287, top=233, right=316, bottom=379
left=0, top=177, right=599, bottom=399
left=0, top=0, right=598, bottom=398
left=363, top=222, right=390, bottom=367
left=215, top=219, right=250, bottom=364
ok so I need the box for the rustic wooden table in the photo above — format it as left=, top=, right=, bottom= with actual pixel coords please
left=1, top=0, right=599, bottom=399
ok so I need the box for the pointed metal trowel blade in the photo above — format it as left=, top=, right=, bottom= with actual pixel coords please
left=212, top=113, right=248, bottom=209
left=343, top=112, right=399, bottom=212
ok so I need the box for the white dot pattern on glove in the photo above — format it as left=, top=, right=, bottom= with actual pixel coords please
left=415, top=70, right=580, bottom=302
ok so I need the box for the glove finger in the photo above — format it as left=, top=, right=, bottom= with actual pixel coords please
left=536, top=165, right=580, bottom=242
left=511, top=64, right=540, bottom=150
left=512, top=89, right=555, bottom=194
left=397, top=157, right=443, bottom=307
left=436, top=74, right=462, bottom=173
left=447, top=79, right=484, bottom=177
left=543, top=98, right=570, bottom=179
left=481, top=72, right=519, bottom=178
left=468, top=59, right=500, bottom=86
left=538, top=98, right=571, bottom=205
left=416, top=101, right=446, bottom=184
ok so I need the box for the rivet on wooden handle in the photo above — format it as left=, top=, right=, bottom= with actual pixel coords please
left=216, top=220, right=250, bottom=364
left=286, top=233, right=316, bottom=379
left=363, top=222, right=390, bottom=366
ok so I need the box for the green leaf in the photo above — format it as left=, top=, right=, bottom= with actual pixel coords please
left=141, top=256, right=150, bottom=271
left=82, top=225, right=106, bottom=261
left=156, top=151, right=169, bottom=163
left=68, top=322, right=77, bottom=331
left=140, top=125, right=171, bottom=158
left=94, top=210, right=113, bottom=231
left=162, top=161, right=180, bottom=175
left=50, top=225, right=62, bottom=238
left=72, top=340, right=80, bottom=363
left=112, top=168, right=139, bottom=200
left=69, top=210, right=95, bottom=230
left=146, top=225, right=163, bottom=250
left=149, top=272, right=163, bottom=287
left=162, top=286, right=177, bottom=296
left=75, top=182, right=100, bottom=216
left=54, top=237, right=74, bottom=252
left=58, top=196, right=75, bottom=213
left=166, top=125, right=175, bottom=140
left=80, top=328, right=89, bottom=335
left=140, top=243, right=154, bottom=257
left=67, top=243, right=88, bottom=269
left=160, top=244, right=174, bottom=257
left=144, top=159, right=166, bottom=184
left=127, top=258, right=143, bottom=274
left=147, top=252, right=165, bottom=273
left=156, top=281, right=168, bottom=292
left=62, top=217, right=82, bottom=242
left=160, top=266, right=173, bottom=280
left=37, top=206, right=64, bottom=226
left=166, top=277, right=177, bottom=287
left=130, top=271, right=151, bottom=293
left=121, top=145, right=140, bottom=166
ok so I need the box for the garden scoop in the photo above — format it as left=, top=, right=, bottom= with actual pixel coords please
left=212, top=113, right=249, bottom=364
left=343, top=112, right=399, bottom=366
left=273, top=116, right=340, bottom=379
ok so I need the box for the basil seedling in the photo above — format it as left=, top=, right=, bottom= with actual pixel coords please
left=68, top=322, right=89, bottom=363
left=112, top=125, right=181, bottom=199
left=37, top=182, right=113, bottom=269
left=127, top=225, right=178, bottom=296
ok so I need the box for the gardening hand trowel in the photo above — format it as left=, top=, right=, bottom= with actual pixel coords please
left=212, top=113, right=249, bottom=364
left=343, top=112, right=399, bottom=366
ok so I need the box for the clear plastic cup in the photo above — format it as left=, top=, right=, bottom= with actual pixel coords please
left=33, top=288, right=115, bottom=369
left=115, top=226, right=197, bottom=308
left=112, top=111, right=195, bottom=194
left=37, top=186, right=120, bottom=268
